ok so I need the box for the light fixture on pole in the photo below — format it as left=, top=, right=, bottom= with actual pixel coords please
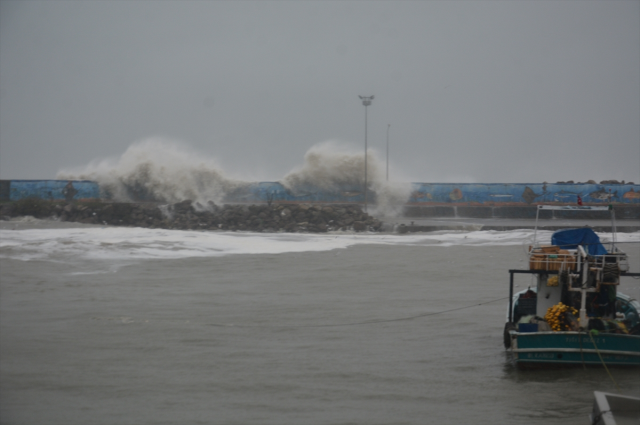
left=358, top=95, right=374, bottom=212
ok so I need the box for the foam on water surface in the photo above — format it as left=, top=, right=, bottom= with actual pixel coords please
left=1, top=225, right=638, bottom=263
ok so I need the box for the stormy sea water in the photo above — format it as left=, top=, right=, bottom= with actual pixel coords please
left=1, top=219, right=639, bottom=425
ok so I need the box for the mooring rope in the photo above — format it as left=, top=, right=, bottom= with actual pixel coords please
left=588, top=330, right=621, bottom=392
left=206, top=296, right=510, bottom=329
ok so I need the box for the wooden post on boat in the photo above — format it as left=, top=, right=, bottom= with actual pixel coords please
left=579, top=248, right=589, bottom=326
left=509, top=271, right=514, bottom=323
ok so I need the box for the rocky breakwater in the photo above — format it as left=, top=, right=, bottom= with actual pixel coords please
left=0, top=199, right=383, bottom=233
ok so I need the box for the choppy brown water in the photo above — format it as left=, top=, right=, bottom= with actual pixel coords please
left=1, top=221, right=639, bottom=424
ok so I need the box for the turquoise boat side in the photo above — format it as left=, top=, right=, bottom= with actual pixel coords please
left=517, top=332, right=640, bottom=352
left=512, top=332, right=640, bottom=366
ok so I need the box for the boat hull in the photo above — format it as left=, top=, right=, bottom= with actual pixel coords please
left=591, top=391, right=640, bottom=425
left=509, top=331, right=640, bottom=367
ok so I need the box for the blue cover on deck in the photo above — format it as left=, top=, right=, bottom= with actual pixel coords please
left=551, top=228, right=607, bottom=256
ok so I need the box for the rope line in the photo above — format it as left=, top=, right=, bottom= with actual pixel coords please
left=588, top=330, right=621, bottom=392
left=206, top=296, right=510, bottom=329
left=579, top=330, right=586, bottom=370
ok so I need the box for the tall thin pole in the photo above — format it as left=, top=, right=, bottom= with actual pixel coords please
left=386, top=124, right=390, bottom=182
left=364, top=105, right=368, bottom=212
left=358, top=95, right=374, bottom=212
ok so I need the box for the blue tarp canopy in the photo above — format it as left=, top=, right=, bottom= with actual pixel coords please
left=551, top=228, right=608, bottom=256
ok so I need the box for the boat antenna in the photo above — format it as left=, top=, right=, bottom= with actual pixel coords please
left=609, top=205, right=617, bottom=251
left=533, top=205, right=541, bottom=247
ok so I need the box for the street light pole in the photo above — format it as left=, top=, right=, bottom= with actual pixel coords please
left=358, top=95, right=374, bottom=212
left=386, top=124, right=390, bottom=182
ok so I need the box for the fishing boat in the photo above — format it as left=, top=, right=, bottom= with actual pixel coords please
left=504, top=205, right=640, bottom=367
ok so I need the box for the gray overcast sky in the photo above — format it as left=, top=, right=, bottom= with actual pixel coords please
left=1, top=0, right=639, bottom=183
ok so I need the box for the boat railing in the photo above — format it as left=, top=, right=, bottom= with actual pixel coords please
left=532, top=205, right=615, bottom=248
left=528, top=243, right=628, bottom=283
left=529, top=204, right=628, bottom=274
left=528, top=249, right=577, bottom=271
left=588, top=252, right=630, bottom=273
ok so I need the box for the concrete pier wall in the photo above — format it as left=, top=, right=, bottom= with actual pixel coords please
left=406, top=182, right=640, bottom=205
left=1, top=180, right=638, bottom=218
left=232, top=182, right=640, bottom=206
left=402, top=204, right=640, bottom=220
left=0, top=180, right=100, bottom=202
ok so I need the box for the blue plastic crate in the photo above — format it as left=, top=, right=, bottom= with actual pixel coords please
left=518, top=323, right=539, bottom=333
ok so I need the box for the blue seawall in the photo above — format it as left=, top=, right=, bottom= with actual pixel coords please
left=406, top=182, right=640, bottom=205
left=0, top=180, right=101, bottom=202
left=1, top=180, right=639, bottom=206
left=228, top=181, right=640, bottom=206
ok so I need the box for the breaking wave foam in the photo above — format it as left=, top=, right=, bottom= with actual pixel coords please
left=57, top=138, right=412, bottom=214
left=2, top=226, right=638, bottom=263
left=57, top=138, right=245, bottom=205
left=281, top=141, right=411, bottom=215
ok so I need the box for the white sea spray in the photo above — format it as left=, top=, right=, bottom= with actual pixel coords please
left=56, top=138, right=246, bottom=206
left=57, top=138, right=413, bottom=214
left=281, top=140, right=412, bottom=215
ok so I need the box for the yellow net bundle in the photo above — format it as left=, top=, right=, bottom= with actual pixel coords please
left=544, top=302, right=579, bottom=331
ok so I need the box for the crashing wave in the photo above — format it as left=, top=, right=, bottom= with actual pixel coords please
left=58, top=138, right=412, bottom=215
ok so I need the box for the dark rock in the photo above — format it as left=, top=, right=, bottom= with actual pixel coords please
left=352, top=221, right=366, bottom=232
left=173, top=200, right=194, bottom=214
left=1, top=200, right=390, bottom=233
left=0, top=203, right=14, bottom=217
left=12, top=198, right=53, bottom=218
